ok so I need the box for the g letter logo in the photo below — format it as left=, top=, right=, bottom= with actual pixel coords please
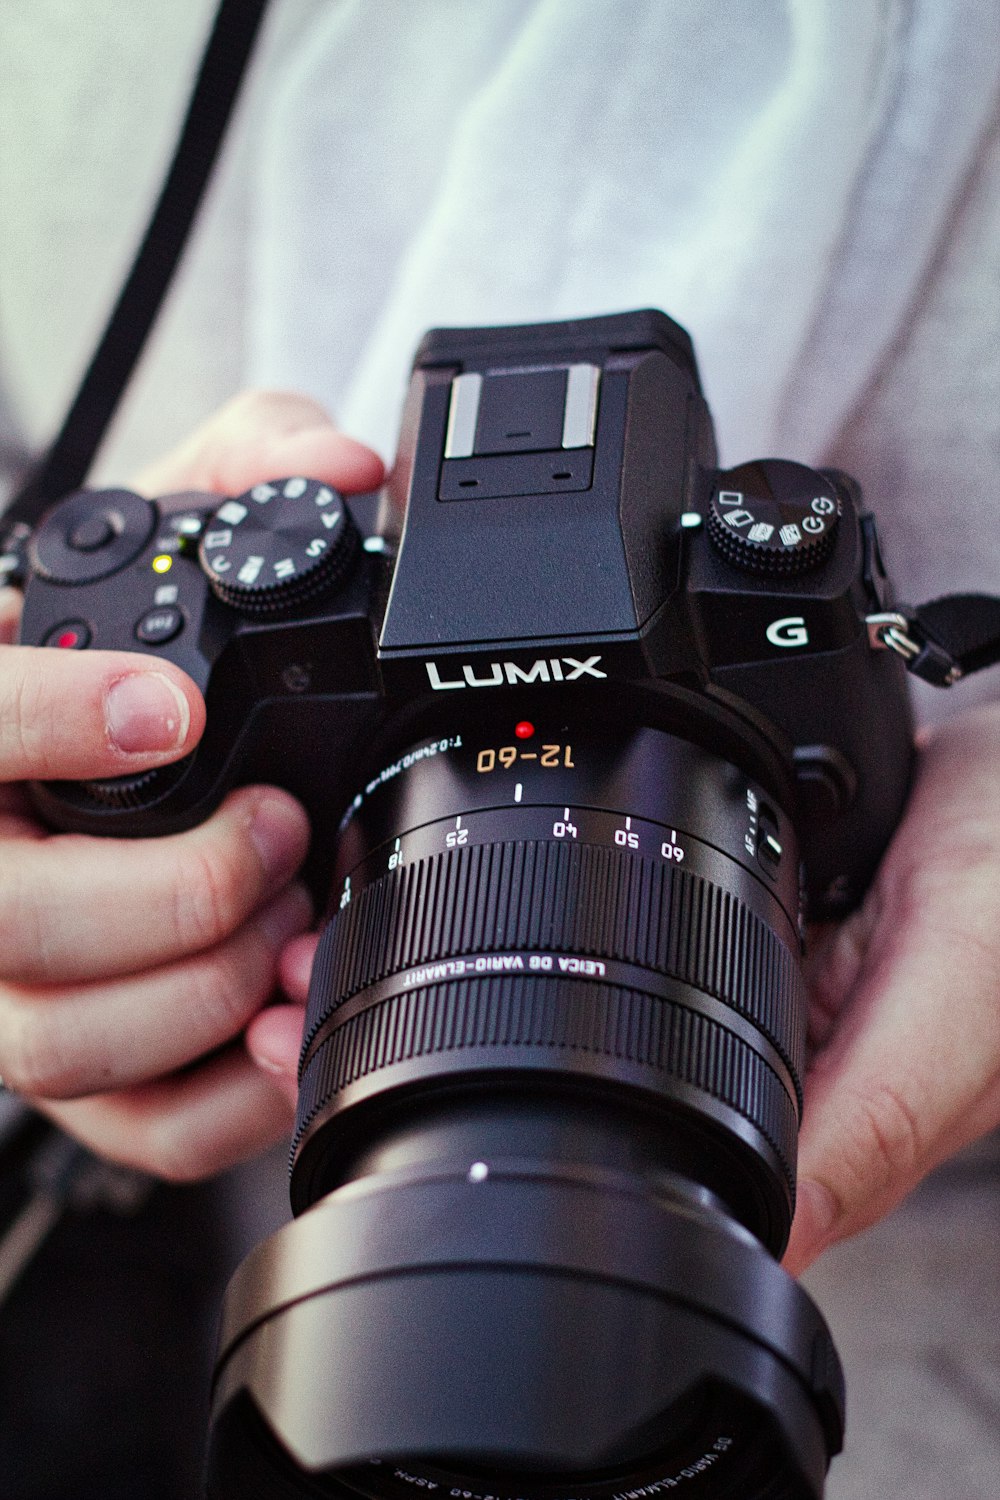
left=765, top=616, right=809, bottom=649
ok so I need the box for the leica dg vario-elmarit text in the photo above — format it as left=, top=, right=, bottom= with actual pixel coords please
left=18, top=310, right=955, bottom=1497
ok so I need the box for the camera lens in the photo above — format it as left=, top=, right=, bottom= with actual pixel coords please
left=209, top=694, right=844, bottom=1500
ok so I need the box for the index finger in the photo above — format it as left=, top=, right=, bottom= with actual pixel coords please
left=134, top=391, right=385, bottom=497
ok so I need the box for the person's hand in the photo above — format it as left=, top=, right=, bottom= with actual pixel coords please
left=249, top=701, right=1000, bottom=1273
left=0, top=391, right=383, bottom=1179
left=784, top=700, right=1000, bottom=1271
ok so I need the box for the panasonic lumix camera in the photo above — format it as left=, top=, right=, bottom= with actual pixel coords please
left=17, top=310, right=922, bottom=1498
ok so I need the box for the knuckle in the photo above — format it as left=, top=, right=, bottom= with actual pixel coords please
left=853, top=1081, right=923, bottom=1190
left=0, top=655, right=51, bottom=775
left=216, top=389, right=330, bottom=467
left=174, top=843, right=248, bottom=952
left=227, top=387, right=325, bottom=427
left=186, top=933, right=273, bottom=1039
left=226, top=387, right=273, bottom=417
left=0, top=879, right=45, bottom=984
left=218, top=388, right=273, bottom=436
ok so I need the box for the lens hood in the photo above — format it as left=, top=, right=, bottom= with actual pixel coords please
left=208, top=1165, right=843, bottom=1500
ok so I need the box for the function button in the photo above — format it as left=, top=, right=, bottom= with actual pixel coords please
left=154, top=512, right=207, bottom=557
left=166, top=513, right=206, bottom=542
left=135, top=606, right=184, bottom=645
left=793, top=745, right=858, bottom=822
left=42, top=620, right=92, bottom=650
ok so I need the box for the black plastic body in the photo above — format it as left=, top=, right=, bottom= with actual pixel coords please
left=18, top=309, right=913, bottom=921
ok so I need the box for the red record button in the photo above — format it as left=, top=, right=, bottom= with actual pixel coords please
left=43, top=620, right=92, bottom=650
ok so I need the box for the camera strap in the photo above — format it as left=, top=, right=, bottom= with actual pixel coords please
left=1, top=0, right=272, bottom=541
left=867, top=593, right=1000, bottom=686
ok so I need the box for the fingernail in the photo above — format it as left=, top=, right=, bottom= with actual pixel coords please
left=251, top=1049, right=288, bottom=1077
left=106, top=672, right=190, bottom=753
left=254, top=883, right=313, bottom=948
left=249, top=794, right=311, bottom=885
left=246, top=1006, right=305, bottom=1088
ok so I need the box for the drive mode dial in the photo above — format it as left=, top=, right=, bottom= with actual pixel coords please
left=199, top=477, right=358, bottom=613
left=707, top=460, right=841, bottom=575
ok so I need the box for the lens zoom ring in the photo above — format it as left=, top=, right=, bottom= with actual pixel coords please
left=293, top=976, right=797, bottom=1194
left=305, top=842, right=805, bottom=1080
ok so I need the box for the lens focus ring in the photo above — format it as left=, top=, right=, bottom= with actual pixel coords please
left=293, top=835, right=806, bottom=1233
left=301, top=840, right=806, bottom=1087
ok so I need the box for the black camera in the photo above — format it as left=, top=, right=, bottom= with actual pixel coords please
left=17, top=310, right=924, bottom=1497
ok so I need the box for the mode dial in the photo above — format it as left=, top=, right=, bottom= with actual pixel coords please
left=707, top=460, right=841, bottom=575
left=199, top=477, right=358, bottom=614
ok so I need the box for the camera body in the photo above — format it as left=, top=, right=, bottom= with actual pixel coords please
left=17, top=309, right=923, bottom=1497
left=19, top=308, right=911, bottom=921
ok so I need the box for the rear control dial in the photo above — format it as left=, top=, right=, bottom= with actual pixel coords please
left=30, top=489, right=157, bottom=585
left=707, top=460, right=841, bottom=575
left=199, top=477, right=358, bottom=614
